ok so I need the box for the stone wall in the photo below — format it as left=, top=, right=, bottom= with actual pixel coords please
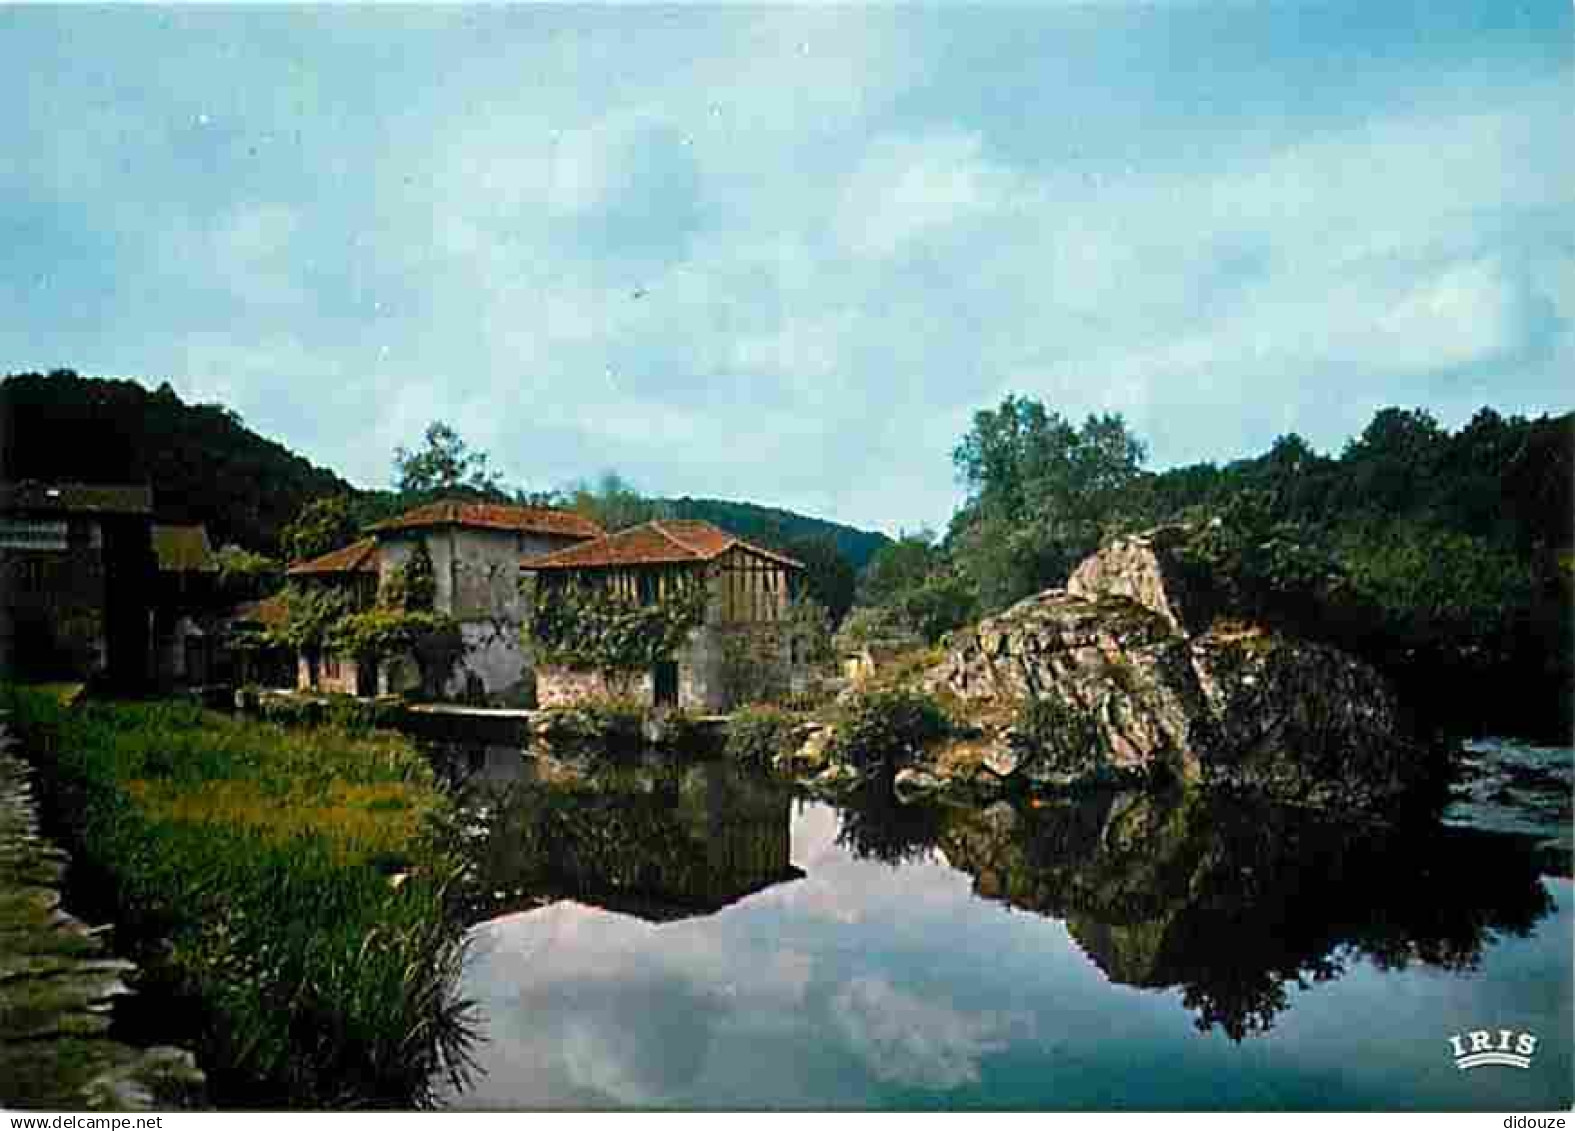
left=534, top=621, right=799, bottom=713
left=378, top=527, right=584, bottom=701
left=445, top=620, right=532, bottom=705
left=535, top=665, right=655, bottom=708
left=0, top=711, right=204, bottom=1109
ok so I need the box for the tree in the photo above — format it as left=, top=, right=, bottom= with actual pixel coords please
left=279, top=495, right=360, bottom=562
left=213, top=544, right=283, bottom=604
left=858, top=530, right=941, bottom=606
left=949, top=396, right=1149, bottom=608
left=781, top=535, right=857, bottom=626
left=393, top=421, right=506, bottom=496
left=564, top=470, right=668, bottom=532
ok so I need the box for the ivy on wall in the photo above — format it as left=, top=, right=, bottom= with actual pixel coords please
left=528, top=580, right=708, bottom=675
left=270, top=539, right=463, bottom=691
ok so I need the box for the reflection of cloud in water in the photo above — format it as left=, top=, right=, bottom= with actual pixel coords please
left=460, top=904, right=721, bottom=1106
left=545, top=976, right=717, bottom=1104
left=460, top=901, right=831, bottom=1107
left=830, top=976, right=1028, bottom=1090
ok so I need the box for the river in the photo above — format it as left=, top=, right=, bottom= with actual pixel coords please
left=438, top=744, right=1572, bottom=1111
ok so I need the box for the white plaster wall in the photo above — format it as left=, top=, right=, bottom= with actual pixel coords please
left=445, top=620, right=531, bottom=705
left=375, top=526, right=588, bottom=702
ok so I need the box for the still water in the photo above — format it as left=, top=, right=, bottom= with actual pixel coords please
left=443, top=750, right=1572, bottom=1111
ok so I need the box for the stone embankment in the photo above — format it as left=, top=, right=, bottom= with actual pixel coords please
left=0, top=710, right=203, bottom=1110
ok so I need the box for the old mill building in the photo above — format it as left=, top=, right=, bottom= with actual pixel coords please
left=524, top=518, right=807, bottom=712
left=284, top=500, right=603, bottom=701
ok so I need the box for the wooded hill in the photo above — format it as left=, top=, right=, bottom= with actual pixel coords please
left=0, top=370, right=350, bottom=551
left=0, top=371, right=892, bottom=568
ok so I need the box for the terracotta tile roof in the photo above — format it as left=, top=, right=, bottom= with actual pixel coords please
left=0, top=481, right=153, bottom=515
left=152, top=524, right=216, bottom=572
left=367, top=500, right=603, bottom=539
left=229, top=594, right=289, bottom=629
left=523, top=519, right=803, bottom=571
left=286, top=537, right=380, bottom=575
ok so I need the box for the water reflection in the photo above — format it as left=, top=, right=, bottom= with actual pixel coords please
left=870, top=786, right=1554, bottom=1041
left=454, top=748, right=803, bottom=924
left=443, top=748, right=1570, bottom=1110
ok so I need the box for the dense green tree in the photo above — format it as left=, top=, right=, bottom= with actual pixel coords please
left=950, top=397, right=1149, bottom=605
left=858, top=530, right=942, bottom=606
left=0, top=369, right=348, bottom=552
left=563, top=471, right=669, bottom=531
left=781, top=534, right=857, bottom=626
left=279, top=495, right=360, bottom=563
left=212, top=544, right=283, bottom=604
left=393, top=421, right=506, bottom=496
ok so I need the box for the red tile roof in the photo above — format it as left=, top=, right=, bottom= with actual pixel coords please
left=0, top=481, right=153, bottom=515
left=229, top=594, right=289, bottom=629
left=286, top=537, right=380, bottom=575
left=367, top=500, right=603, bottom=539
left=523, top=519, right=803, bottom=571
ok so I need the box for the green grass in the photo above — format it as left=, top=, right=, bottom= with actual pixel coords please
left=1, top=688, right=475, bottom=1109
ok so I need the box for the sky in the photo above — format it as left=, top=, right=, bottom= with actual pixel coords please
left=2, top=3, right=1570, bottom=535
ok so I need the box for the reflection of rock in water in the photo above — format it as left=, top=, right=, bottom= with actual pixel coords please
left=934, top=790, right=1555, bottom=1041
left=463, top=755, right=803, bottom=924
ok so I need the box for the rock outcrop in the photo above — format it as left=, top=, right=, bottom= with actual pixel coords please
left=923, top=527, right=1428, bottom=810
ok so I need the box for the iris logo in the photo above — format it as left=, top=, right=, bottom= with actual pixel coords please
left=1448, top=1028, right=1538, bottom=1071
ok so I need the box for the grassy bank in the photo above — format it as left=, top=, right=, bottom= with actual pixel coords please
left=0, top=688, right=474, bottom=1109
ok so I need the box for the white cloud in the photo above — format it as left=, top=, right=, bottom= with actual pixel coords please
left=4, top=9, right=1568, bottom=533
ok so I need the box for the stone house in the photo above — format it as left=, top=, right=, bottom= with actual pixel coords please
left=525, top=519, right=807, bottom=712
left=285, top=500, right=603, bottom=701
left=283, top=537, right=382, bottom=695
left=0, top=482, right=156, bottom=688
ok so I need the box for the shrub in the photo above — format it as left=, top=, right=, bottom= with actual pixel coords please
left=828, top=688, right=951, bottom=771
left=725, top=706, right=798, bottom=769
left=1010, top=688, right=1109, bottom=777
left=535, top=695, right=646, bottom=755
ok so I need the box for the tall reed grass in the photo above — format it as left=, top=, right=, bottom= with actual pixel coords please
left=1, top=689, right=476, bottom=1109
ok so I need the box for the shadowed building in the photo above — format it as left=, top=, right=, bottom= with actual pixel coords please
left=0, top=482, right=155, bottom=688
left=150, top=523, right=220, bottom=684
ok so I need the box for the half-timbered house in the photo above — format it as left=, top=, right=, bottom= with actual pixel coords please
left=524, top=519, right=807, bottom=711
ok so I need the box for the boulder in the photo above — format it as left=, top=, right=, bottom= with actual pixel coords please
left=1066, top=524, right=1211, bottom=636
left=923, top=527, right=1426, bottom=810
left=893, top=767, right=947, bottom=800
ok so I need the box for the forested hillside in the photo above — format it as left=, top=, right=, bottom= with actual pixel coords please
left=1, top=370, right=350, bottom=551
left=660, top=497, right=889, bottom=572
left=0, top=372, right=892, bottom=575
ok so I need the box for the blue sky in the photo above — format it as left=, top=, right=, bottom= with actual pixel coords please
left=2, top=3, right=1570, bottom=535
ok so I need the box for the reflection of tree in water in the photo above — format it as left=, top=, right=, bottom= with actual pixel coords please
left=935, top=788, right=1555, bottom=1042
left=833, top=775, right=946, bottom=867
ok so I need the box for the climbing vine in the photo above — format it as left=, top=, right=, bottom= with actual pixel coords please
left=528, top=580, right=708, bottom=674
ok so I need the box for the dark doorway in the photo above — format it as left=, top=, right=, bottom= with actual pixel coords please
left=653, top=660, right=679, bottom=707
